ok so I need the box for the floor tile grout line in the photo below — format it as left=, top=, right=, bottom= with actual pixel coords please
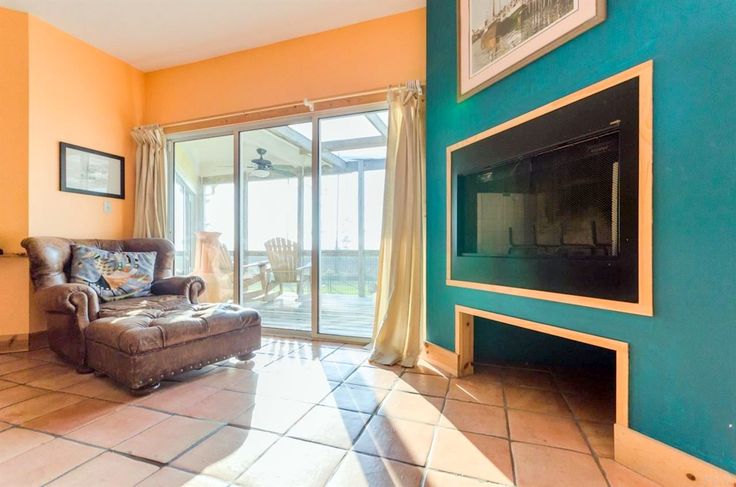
left=562, top=392, right=614, bottom=487
left=38, top=447, right=108, bottom=487
left=500, top=370, right=518, bottom=486
left=419, top=381, right=451, bottom=487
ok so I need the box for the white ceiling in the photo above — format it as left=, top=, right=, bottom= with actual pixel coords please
left=0, top=0, right=425, bottom=71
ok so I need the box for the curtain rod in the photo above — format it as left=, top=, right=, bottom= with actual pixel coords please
left=160, top=83, right=424, bottom=129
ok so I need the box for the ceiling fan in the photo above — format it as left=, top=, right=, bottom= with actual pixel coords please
left=247, top=148, right=294, bottom=178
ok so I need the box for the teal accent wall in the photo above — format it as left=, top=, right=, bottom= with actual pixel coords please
left=426, top=0, right=736, bottom=472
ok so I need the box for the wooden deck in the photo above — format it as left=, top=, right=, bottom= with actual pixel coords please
left=243, top=292, right=375, bottom=338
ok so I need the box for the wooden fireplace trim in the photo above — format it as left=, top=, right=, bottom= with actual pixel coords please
left=423, top=305, right=629, bottom=426
left=456, top=305, right=629, bottom=426
left=445, top=60, right=654, bottom=316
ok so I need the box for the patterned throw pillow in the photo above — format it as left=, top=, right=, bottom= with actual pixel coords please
left=70, top=244, right=157, bottom=302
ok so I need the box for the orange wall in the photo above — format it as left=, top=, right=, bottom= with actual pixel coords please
left=144, top=8, right=426, bottom=124
left=27, top=16, right=145, bottom=239
left=0, top=8, right=29, bottom=253
left=0, top=7, right=145, bottom=341
left=0, top=9, right=30, bottom=337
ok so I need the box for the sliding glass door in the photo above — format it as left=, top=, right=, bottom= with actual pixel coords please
left=170, top=105, right=387, bottom=340
left=318, top=111, right=387, bottom=338
left=239, top=121, right=313, bottom=333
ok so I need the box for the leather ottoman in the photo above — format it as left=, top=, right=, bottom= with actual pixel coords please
left=86, top=295, right=261, bottom=393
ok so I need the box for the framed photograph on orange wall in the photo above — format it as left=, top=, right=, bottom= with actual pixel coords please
left=458, top=0, right=606, bottom=101
left=60, top=142, right=125, bottom=199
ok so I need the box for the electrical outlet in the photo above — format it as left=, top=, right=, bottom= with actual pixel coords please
left=103, top=200, right=112, bottom=214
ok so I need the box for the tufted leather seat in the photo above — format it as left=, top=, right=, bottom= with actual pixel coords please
left=88, top=297, right=260, bottom=354
left=21, top=237, right=262, bottom=394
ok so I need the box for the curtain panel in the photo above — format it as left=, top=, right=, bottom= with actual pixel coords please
left=370, top=83, right=426, bottom=367
left=131, top=126, right=167, bottom=239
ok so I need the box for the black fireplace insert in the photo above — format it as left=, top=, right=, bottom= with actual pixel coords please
left=451, top=78, right=640, bottom=302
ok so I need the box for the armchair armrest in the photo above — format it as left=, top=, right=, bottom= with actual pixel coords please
left=35, top=283, right=100, bottom=326
left=151, top=276, right=206, bottom=304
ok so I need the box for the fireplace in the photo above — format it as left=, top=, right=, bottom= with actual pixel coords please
left=447, top=63, right=653, bottom=314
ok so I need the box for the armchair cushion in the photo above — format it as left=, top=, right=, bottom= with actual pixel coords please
left=70, top=244, right=157, bottom=302
left=151, top=276, right=206, bottom=303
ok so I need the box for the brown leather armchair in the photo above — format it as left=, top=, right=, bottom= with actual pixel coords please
left=21, top=237, right=261, bottom=394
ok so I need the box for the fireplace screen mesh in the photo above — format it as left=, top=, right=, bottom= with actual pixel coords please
left=462, top=131, right=621, bottom=259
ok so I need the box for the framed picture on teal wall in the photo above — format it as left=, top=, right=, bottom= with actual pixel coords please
left=458, top=0, right=606, bottom=101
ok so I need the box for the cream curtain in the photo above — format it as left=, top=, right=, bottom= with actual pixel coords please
left=131, top=126, right=167, bottom=238
left=370, top=82, right=426, bottom=367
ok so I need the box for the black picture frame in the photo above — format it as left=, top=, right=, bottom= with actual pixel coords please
left=60, top=142, right=125, bottom=199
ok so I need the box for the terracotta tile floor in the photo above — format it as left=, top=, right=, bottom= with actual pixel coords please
left=0, top=337, right=662, bottom=486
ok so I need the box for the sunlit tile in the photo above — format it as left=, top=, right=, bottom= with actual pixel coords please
left=320, top=383, right=388, bottom=413
left=439, top=399, right=507, bottom=438
left=136, top=382, right=221, bottom=414
left=180, top=389, right=256, bottom=422
left=327, top=452, right=423, bottom=487
left=428, top=427, right=514, bottom=484
left=234, top=437, right=344, bottom=487
left=447, top=377, right=504, bottom=406
left=353, top=415, right=434, bottom=466
left=323, top=348, right=370, bottom=365
left=47, top=451, right=158, bottom=486
left=65, top=406, right=170, bottom=448
left=378, top=390, right=443, bottom=424
left=172, top=426, right=278, bottom=481
left=287, top=405, right=370, bottom=449
left=424, top=469, right=501, bottom=486
left=346, top=366, right=400, bottom=389
left=0, top=438, right=102, bottom=485
left=113, top=415, right=220, bottom=463
left=394, top=372, right=449, bottom=397
left=0, top=428, right=54, bottom=464
left=230, top=397, right=313, bottom=434
left=137, top=467, right=228, bottom=487
left=512, top=442, right=607, bottom=487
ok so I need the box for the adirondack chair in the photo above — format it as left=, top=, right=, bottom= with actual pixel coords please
left=264, top=237, right=311, bottom=298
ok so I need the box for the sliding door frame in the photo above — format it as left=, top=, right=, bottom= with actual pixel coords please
left=167, top=101, right=387, bottom=344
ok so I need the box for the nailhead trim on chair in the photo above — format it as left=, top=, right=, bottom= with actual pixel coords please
left=129, top=348, right=257, bottom=389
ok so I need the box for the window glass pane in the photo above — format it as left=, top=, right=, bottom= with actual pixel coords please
left=173, top=135, right=235, bottom=303
left=319, top=109, right=388, bottom=338
left=320, top=114, right=380, bottom=141
left=240, top=123, right=312, bottom=333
